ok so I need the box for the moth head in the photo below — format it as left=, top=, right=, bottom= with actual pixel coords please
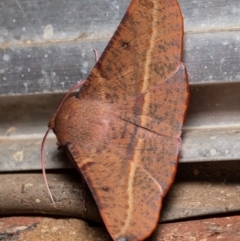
left=49, top=97, right=80, bottom=147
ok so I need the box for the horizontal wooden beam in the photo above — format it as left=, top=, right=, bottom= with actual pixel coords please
left=1, top=82, right=240, bottom=170
left=1, top=160, right=239, bottom=221
left=0, top=0, right=239, bottom=95
left=1, top=215, right=240, bottom=241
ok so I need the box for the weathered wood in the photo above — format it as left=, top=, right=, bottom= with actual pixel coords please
left=181, top=0, right=240, bottom=31
left=185, top=31, right=240, bottom=83
left=0, top=32, right=239, bottom=95
left=1, top=0, right=239, bottom=44
left=0, top=0, right=239, bottom=95
left=1, top=82, right=240, bottom=171
left=151, top=215, right=240, bottom=241
left=0, top=217, right=112, bottom=241
left=1, top=215, right=240, bottom=241
left=0, top=171, right=102, bottom=223
left=1, top=161, right=240, bottom=222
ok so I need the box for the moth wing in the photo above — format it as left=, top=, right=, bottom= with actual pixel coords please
left=67, top=135, right=179, bottom=241
left=56, top=0, right=188, bottom=240
left=56, top=58, right=188, bottom=241
left=65, top=61, right=188, bottom=241
left=118, top=63, right=189, bottom=139
left=78, top=0, right=184, bottom=102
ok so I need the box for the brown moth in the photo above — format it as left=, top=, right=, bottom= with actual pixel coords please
left=44, top=0, right=189, bottom=240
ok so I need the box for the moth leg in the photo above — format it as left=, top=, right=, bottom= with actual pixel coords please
left=93, top=49, right=99, bottom=62
left=80, top=174, right=87, bottom=212
left=65, top=144, right=87, bottom=211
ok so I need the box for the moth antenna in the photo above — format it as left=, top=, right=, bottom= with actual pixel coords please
left=55, top=80, right=86, bottom=114
left=41, top=127, right=56, bottom=205
left=41, top=80, right=86, bottom=205
left=41, top=47, right=95, bottom=204
left=93, top=49, right=99, bottom=62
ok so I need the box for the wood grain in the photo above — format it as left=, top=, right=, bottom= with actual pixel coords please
left=0, top=0, right=239, bottom=95
left=1, top=160, right=240, bottom=221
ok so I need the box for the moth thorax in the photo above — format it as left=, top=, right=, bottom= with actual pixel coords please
left=54, top=96, right=112, bottom=147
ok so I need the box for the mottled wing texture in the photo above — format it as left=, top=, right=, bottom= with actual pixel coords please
left=68, top=136, right=178, bottom=241
left=67, top=63, right=188, bottom=241
left=78, top=0, right=184, bottom=102
left=118, top=64, right=188, bottom=140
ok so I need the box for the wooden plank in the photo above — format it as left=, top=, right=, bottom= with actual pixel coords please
left=0, top=0, right=130, bottom=44
left=185, top=31, right=240, bottom=83
left=0, top=0, right=240, bottom=95
left=0, top=41, right=101, bottom=95
left=1, top=161, right=240, bottom=221
left=0, top=217, right=112, bottom=241
left=1, top=215, right=240, bottom=241
left=1, top=82, right=240, bottom=171
left=0, top=31, right=239, bottom=95
left=1, top=127, right=239, bottom=171
left=1, top=0, right=239, bottom=44
left=152, top=216, right=240, bottom=241
left=181, top=0, right=240, bottom=32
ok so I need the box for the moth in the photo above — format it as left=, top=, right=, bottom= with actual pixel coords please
left=42, top=0, right=189, bottom=240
